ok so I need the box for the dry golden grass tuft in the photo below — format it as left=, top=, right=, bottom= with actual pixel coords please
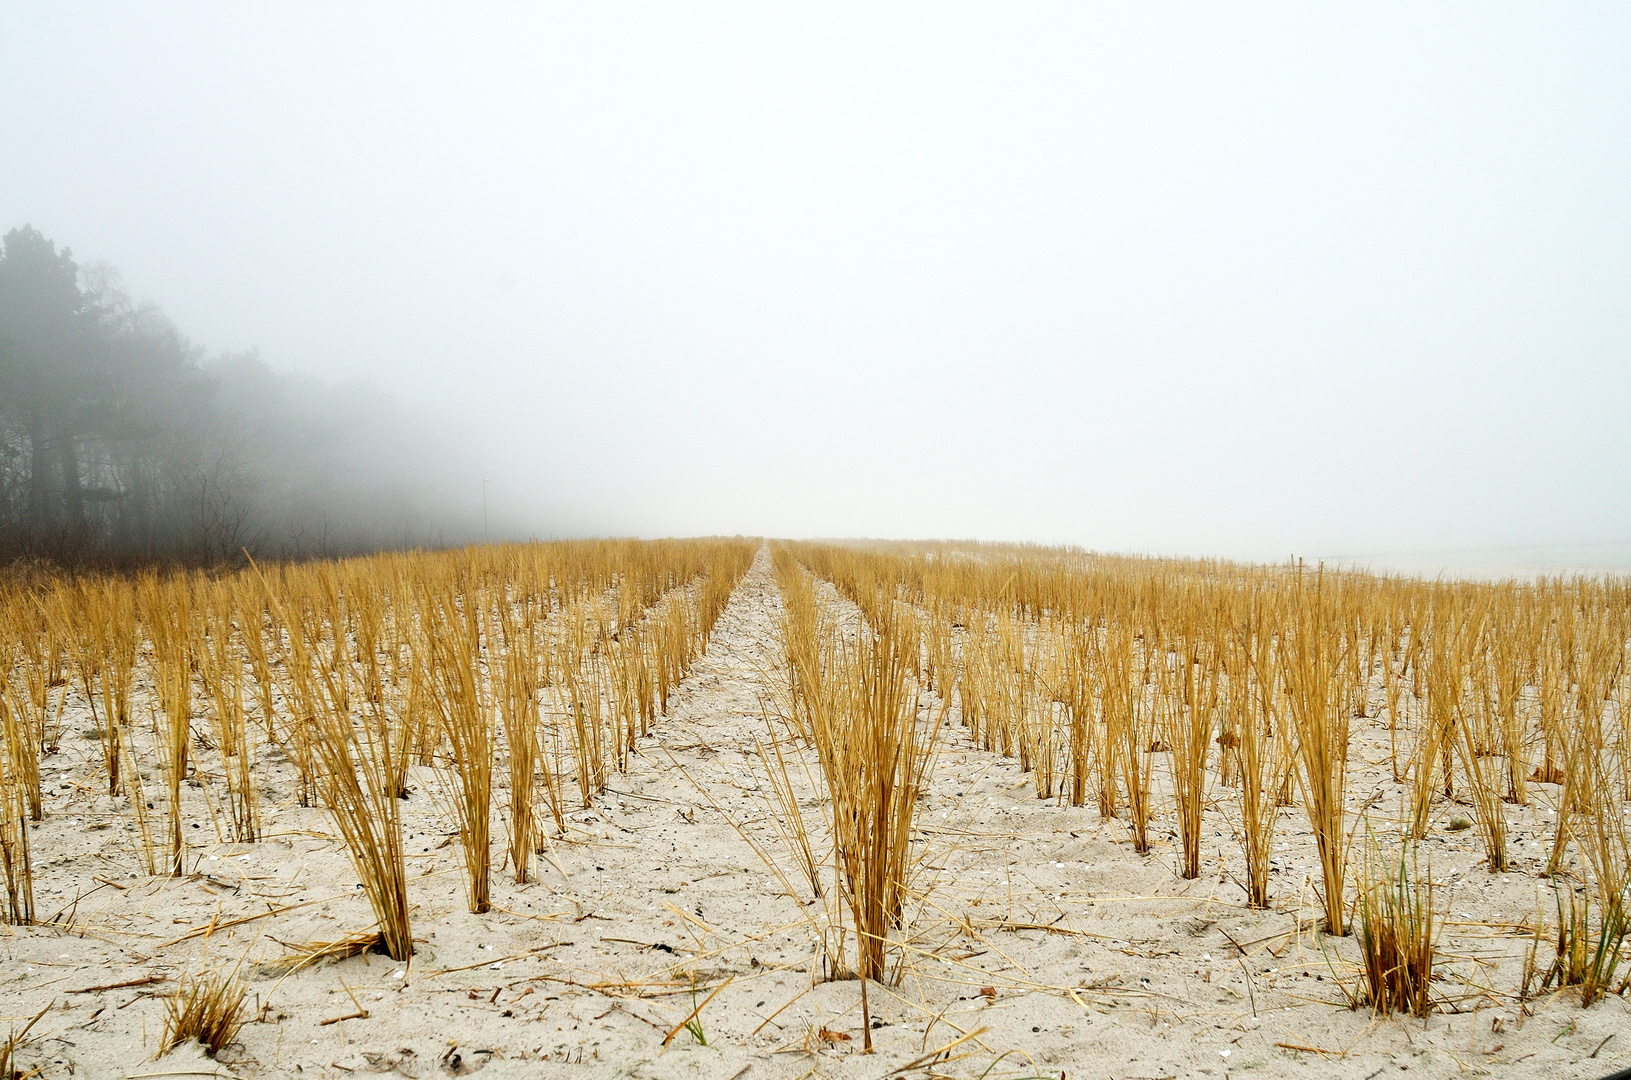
left=0, top=612, right=32, bottom=925
left=160, top=965, right=248, bottom=1057
left=1281, top=570, right=1355, bottom=935
left=425, top=582, right=496, bottom=914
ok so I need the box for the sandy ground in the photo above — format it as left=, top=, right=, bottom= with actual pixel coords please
left=3, top=547, right=1630, bottom=1079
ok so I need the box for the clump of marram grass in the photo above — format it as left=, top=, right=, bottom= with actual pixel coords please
left=48, top=582, right=111, bottom=792
left=1352, top=837, right=1437, bottom=1016
left=1226, top=592, right=1280, bottom=909
left=1, top=593, right=46, bottom=825
left=425, top=584, right=495, bottom=914
left=198, top=588, right=259, bottom=844
left=553, top=618, right=604, bottom=810
left=305, top=691, right=415, bottom=961
left=137, top=573, right=197, bottom=877
left=1056, top=619, right=1094, bottom=808
left=0, top=727, right=31, bottom=926
left=1163, top=631, right=1216, bottom=881
left=252, top=557, right=413, bottom=961
left=1556, top=649, right=1631, bottom=1007
left=1281, top=570, right=1355, bottom=936
left=1105, top=625, right=1153, bottom=854
left=807, top=617, right=940, bottom=982
left=0, top=624, right=34, bottom=925
left=496, top=602, right=545, bottom=883
left=161, top=966, right=248, bottom=1057
left=773, top=545, right=827, bottom=742
left=1540, top=882, right=1630, bottom=1006
left=91, top=580, right=140, bottom=795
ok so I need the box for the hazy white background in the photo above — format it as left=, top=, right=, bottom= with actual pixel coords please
left=3, top=4, right=1628, bottom=570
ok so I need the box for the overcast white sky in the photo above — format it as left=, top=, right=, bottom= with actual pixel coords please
left=3, top=4, right=1628, bottom=568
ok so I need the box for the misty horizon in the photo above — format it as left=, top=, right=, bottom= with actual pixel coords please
left=4, top=6, right=1629, bottom=575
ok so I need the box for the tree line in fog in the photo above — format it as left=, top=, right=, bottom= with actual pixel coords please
left=0, top=225, right=485, bottom=568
